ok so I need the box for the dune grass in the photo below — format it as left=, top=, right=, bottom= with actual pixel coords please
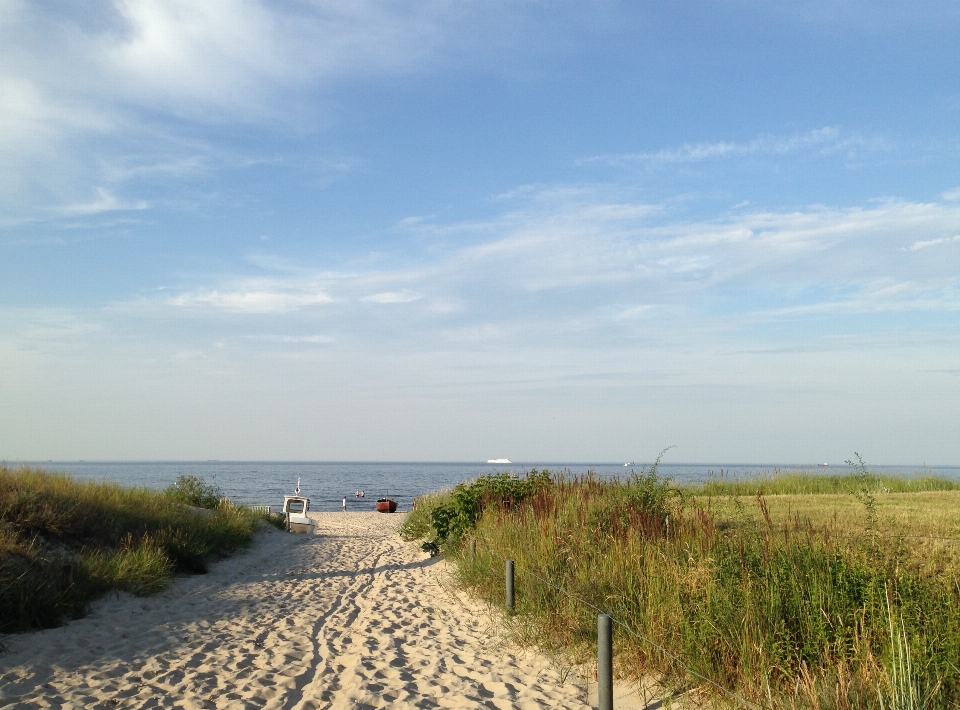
left=686, top=469, right=959, bottom=497
left=0, top=466, right=274, bottom=638
left=407, top=467, right=960, bottom=709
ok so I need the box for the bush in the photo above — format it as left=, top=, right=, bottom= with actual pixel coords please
left=399, top=490, right=452, bottom=541
left=403, top=470, right=553, bottom=552
left=164, top=475, right=224, bottom=509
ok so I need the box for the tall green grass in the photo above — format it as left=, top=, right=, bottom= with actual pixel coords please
left=0, top=467, right=273, bottom=637
left=407, top=469, right=960, bottom=709
left=687, top=470, right=958, bottom=497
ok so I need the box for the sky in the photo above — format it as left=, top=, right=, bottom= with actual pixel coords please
left=1, top=1, right=959, bottom=464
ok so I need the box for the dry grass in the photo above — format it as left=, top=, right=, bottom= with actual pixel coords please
left=698, top=490, right=960, bottom=533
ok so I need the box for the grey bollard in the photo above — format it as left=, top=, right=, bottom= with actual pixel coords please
left=598, top=614, right=613, bottom=710
left=470, top=538, right=476, bottom=561
left=505, top=559, right=515, bottom=611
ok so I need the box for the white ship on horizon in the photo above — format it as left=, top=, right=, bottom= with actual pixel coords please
left=486, top=458, right=512, bottom=464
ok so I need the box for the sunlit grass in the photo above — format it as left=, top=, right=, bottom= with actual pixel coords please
left=686, top=470, right=958, bottom=497
left=408, top=469, right=960, bottom=709
left=0, top=466, right=273, bottom=636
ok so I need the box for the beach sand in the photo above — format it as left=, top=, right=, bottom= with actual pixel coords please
left=0, top=512, right=590, bottom=709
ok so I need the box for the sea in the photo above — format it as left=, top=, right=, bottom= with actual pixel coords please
left=15, top=461, right=960, bottom=513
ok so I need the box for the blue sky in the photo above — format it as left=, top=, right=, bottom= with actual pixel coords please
left=1, top=1, right=959, bottom=463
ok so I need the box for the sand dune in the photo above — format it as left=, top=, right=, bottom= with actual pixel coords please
left=0, top=512, right=589, bottom=709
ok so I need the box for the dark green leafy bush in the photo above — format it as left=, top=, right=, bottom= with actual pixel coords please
left=164, top=474, right=224, bottom=509
left=425, top=470, right=552, bottom=548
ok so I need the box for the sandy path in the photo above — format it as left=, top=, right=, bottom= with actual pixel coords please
left=0, top=512, right=588, bottom=709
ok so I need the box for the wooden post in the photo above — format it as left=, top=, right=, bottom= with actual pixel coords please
left=470, top=538, right=476, bottom=561
left=598, top=614, right=613, bottom=710
left=505, top=559, right=515, bottom=611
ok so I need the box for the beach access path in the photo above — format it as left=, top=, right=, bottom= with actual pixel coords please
left=0, top=512, right=589, bottom=709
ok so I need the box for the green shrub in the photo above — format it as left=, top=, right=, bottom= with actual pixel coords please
left=164, top=474, right=224, bottom=509
left=432, top=470, right=552, bottom=546
left=399, top=490, right=452, bottom=541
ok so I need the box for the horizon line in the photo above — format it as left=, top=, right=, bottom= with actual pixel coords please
left=7, top=460, right=957, bottom=468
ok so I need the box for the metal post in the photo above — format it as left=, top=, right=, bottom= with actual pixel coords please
left=598, top=614, right=613, bottom=710
left=505, top=559, right=515, bottom=611
left=470, top=538, right=476, bottom=561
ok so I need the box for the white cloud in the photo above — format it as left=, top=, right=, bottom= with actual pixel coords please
left=904, top=234, right=960, bottom=251
left=3, top=1, right=457, bottom=123
left=245, top=334, right=332, bottom=344
left=0, top=1, right=478, bottom=216
left=6, top=188, right=960, bottom=462
left=942, top=187, right=960, bottom=202
left=581, top=127, right=883, bottom=167
left=103, top=1, right=454, bottom=119
left=362, top=291, right=423, bottom=304
left=168, top=285, right=334, bottom=313
left=144, top=191, right=960, bottom=338
left=61, top=187, right=148, bottom=215
left=613, top=304, right=657, bottom=319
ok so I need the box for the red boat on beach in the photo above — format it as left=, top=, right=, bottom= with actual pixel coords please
left=376, top=498, right=398, bottom=513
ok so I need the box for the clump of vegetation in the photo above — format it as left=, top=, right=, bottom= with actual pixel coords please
left=406, top=463, right=960, bottom=709
left=399, top=489, right=453, bottom=542
left=164, top=474, right=225, bottom=509
left=258, top=509, right=290, bottom=531
left=401, top=470, right=552, bottom=552
left=688, top=470, right=957, bottom=498
left=0, top=466, right=272, bottom=637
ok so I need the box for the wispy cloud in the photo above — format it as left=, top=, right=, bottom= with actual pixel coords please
left=580, top=127, right=883, bottom=167
left=6, top=187, right=960, bottom=462
left=362, top=291, right=423, bottom=304
left=146, top=191, right=960, bottom=341
left=245, top=334, right=332, bottom=344
left=0, top=1, right=485, bottom=217
left=60, top=187, right=148, bottom=215
left=903, top=234, right=960, bottom=252
left=167, top=284, right=334, bottom=313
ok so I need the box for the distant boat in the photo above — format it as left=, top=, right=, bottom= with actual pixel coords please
left=624, top=462, right=634, bottom=467
left=486, top=458, right=512, bottom=464
left=819, top=463, right=829, bottom=467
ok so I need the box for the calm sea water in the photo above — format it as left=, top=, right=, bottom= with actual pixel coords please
left=17, top=461, right=960, bottom=513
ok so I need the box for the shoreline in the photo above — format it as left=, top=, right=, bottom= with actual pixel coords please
left=0, top=512, right=588, bottom=709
